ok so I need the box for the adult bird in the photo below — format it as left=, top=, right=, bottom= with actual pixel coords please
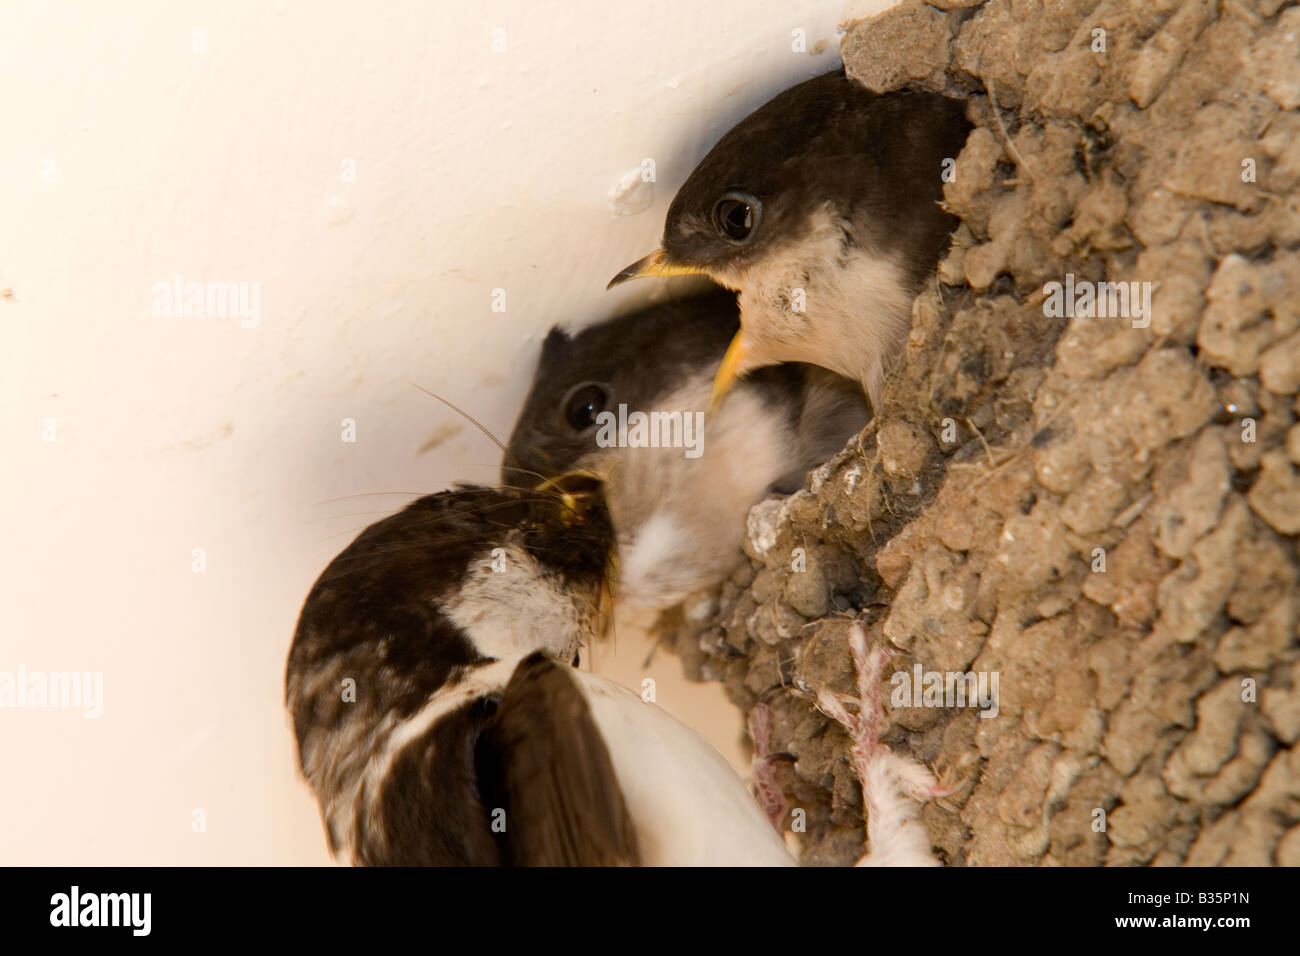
left=286, top=475, right=795, bottom=865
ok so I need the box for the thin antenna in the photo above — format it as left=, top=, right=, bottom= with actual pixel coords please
left=408, top=382, right=508, bottom=454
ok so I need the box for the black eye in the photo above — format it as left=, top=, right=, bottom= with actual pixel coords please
left=713, top=192, right=760, bottom=242
left=562, top=383, right=608, bottom=431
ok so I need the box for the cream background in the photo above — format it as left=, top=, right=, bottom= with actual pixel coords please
left=0, top=0, right=892, bottom=864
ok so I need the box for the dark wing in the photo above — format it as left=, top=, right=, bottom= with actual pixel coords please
left=475, top=652, right=641, bottom=866
left=357, top=695, right=504, bottom=866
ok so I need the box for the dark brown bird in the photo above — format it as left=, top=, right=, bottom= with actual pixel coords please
left=503, top=287, right=868, bottom=609
left=608, top=71, right=970, bottom=408
left=285, top=476, right=794, bottom=865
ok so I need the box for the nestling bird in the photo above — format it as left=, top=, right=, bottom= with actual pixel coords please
left=502, top=287, right=869, bottom=610
left=608, top=71, right=971, bottom=408
left=285, top=475, right=794, bottom=865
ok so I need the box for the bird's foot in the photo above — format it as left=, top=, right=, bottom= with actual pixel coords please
left=817, top=622, right=945, bottom=867
left=747, top=701, right=788, bottom=833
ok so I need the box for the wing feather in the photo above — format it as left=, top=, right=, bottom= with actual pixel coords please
left=476, top=652, right=640, bottom=866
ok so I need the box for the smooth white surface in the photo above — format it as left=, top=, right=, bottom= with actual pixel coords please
left=0, top=0, right=893, bottom=864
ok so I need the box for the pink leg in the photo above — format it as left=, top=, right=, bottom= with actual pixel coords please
left=747, top=701, right=788, bottom=833
left=817, top=623, right=945, bottom=866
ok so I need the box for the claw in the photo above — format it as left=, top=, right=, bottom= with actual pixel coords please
left=747, top=702, right=788, bottom=833
left=822, top=622, right=943, bottom=867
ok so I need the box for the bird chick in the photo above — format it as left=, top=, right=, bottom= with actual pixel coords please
left=502, top=287, right=869, bottom=610
left=285, top=475, right=794, bottom=865
left=608, top=71, right=971, bottom=407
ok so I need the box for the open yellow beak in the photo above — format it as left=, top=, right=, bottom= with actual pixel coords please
left=606, top=249, right=709, bottom=290
left=709, top=331, right=748, bottom=412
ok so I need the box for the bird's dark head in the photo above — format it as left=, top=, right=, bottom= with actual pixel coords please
left=606, top=74, right=848, bottom=292
left=606, top=71, right=884, bottom=404
left=287, top=477, right=617, bottom=744
left=519, top=470, right=617, bottom=618
left=290, top=479, right=619, bottom=688
left=501, top=289, right=740, bottom=487
left=607, top=71, right=971, bottom=406
left=651, top=76, right=857, bottom=283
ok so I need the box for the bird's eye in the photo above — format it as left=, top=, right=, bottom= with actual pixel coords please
left=712, top=192, right=761, bottom=243
left=562, top=383, right=609, bottom=431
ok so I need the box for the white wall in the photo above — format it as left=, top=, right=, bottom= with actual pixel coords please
left=0, top=0, right=892, bottom=864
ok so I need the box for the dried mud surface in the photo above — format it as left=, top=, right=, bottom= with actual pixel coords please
left=660, top=0, right=1300, bottom=865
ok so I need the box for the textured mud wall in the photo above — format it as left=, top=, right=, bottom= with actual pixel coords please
left=661, top=0, right=1300, bottom=865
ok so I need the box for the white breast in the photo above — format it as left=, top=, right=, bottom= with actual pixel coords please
left=442, top=545, right=585, bottom=663
left=584, top=371, right=794, bottom=609
left=728, top=206, right=916, bottom=404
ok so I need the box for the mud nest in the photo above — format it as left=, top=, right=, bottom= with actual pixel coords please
left=657, top=0, right=1300, bottom=866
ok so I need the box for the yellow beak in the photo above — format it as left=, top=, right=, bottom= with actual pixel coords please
left=534, top=470, right=604, bottom=521
left=709, top=331, right=748, bottom=411
left=606, top=249, right=709, bottom=289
